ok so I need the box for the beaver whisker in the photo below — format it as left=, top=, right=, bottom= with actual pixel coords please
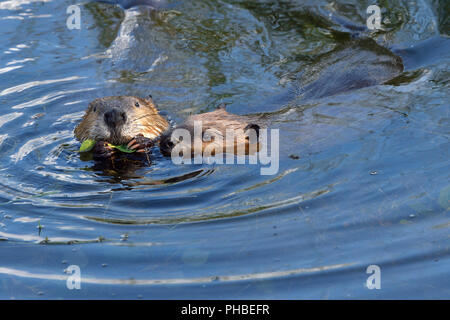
left=131, top=114, right=159, bottom=122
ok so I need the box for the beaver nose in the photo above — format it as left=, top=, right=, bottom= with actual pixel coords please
left=104, top=109, right=127, bottom=127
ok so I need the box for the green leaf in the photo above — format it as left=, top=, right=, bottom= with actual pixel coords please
left=79, top=139, right=96, bottom=152
left=107, top=143, right=136, bottom=153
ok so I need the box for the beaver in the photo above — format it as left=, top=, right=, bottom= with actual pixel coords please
left=159, top=104, right=261, bottom=158
left=74, top=96, right=260, bottom=160
left=74, top=95, right=168, bottom=159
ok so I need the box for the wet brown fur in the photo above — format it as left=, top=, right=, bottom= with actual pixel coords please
left=74, top=96, right=169, bottom=145
left=159, top=106, right=260, bottom=156
left=75, top=96, right=260, bottom=157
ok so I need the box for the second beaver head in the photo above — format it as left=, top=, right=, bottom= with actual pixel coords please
left=74, top=96, right=169, bottom=146
left=159, top=105, right=261, bottom=157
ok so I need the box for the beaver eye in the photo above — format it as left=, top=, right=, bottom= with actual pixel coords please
left=135, top=102, right=140, bottom=108
left=202, top=131, right=212, bottom=141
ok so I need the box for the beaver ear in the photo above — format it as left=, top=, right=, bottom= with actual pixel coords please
left=244, top=123, right=260, bottom=140
left=88, top=102, right=96, bottom=112
left=145, top=95, right=156, bottom=106
left=216, top=103, right=226, bottom=110
left=143, top=94, right=154, bottom=104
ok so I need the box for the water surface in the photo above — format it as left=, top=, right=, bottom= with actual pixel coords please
left=0, top=0, right=448, bottom=299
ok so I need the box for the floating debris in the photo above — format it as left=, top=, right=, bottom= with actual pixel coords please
left=37, top=220, right=43, bottom=235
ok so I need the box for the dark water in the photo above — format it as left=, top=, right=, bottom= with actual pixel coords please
left=0, top=0, right=449, bottom=299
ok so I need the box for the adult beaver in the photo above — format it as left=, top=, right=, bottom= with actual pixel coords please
left=74, top=95, right=261, bottom=160
left=75, top=96, right=168, bottom=159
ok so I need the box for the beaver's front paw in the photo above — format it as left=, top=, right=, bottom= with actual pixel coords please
left=127, top=134, right=154, bottom=153
left=92, top=141, right=117, bottom=159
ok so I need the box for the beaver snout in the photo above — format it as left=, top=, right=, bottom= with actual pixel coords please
left=104, top=109, right=127, bottom=128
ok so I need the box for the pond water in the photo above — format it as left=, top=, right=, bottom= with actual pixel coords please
left=0, top=0, right=448, bottom=299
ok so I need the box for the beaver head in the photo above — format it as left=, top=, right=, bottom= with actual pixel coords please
left=74, top=96, right=169, bottom=145
left=159, top=105, right=261, bottom=157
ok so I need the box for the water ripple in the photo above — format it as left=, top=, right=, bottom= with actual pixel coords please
left=0, top=76, right=85, bottom=96
left=12, top=88, right=96, bottom=109
left=10, top=130, right=71, bottom=162
left=0, top=262, right=354, bottom=285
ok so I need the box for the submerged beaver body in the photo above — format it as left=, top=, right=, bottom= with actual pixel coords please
left=75, top=96, right=260, bottom=160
